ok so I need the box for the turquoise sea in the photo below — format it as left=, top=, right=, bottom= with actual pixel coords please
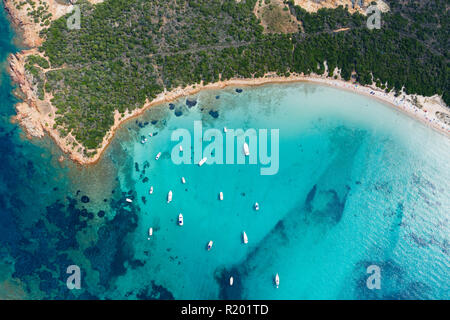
left=0, top=5, right=449, bottom=299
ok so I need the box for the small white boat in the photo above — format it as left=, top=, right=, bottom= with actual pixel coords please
left=254, top=202, right=259, bottom=211
left=181, top=177, right=186, bottom=184
left=242, top=231, right=248, bottom=244
left=126, top=198, right=133, bottom=203
left=141, top=139, right=146, bottom=144
left=198, top=157, right=207, bottom=166
left=207, top=240, right=213, bottom=251
left=223, top=127, right=227, bottom=133
left=229, top=276, right=234, bottom=286
left=155, top=152, right=162, bottom=160
left=243, top=142, right=250, bottom=156
left=275, top=273, right=280, bottom=288
left=149, top=132, right=153, bottom=137
left=179, top=145, right=183, bottom=152
left=149, top=186, right=154, bottom=194
left=219, top=192, right=223, bottom=201
left=178, top=213, right=183, bottom=226
left=147, top=227, right=153, bottom=240
left=167, top=190, right=173, bottom=203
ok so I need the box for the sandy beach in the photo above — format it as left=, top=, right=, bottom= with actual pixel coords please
left=4, top=0, right=450, bottom=166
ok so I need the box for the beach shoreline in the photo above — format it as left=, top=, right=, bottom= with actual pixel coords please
left=4, top=0, right=450, bottom=166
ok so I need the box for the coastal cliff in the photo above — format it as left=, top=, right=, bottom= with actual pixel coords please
left=4, top=0, right=450, bottom=165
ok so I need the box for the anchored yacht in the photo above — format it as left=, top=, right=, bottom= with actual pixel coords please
left=243, top=142, right=250, bottom=156
left=148, top=227, right=153, bottom=240
left=242, top=231, right=248, bottom=244
left=178, top=213, right=183, bottom=226
left=155, top=152, right=162, bottom=160
left=167, top=190, right=173, bottom=203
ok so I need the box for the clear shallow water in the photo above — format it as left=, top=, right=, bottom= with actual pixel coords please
left=0, top=5, right=449, bottom=299
left=106, top=84, right=449, bottom=300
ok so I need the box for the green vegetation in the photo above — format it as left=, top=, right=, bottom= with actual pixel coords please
left=14, top=0, right=53, bottom=26
left=32, top=0, right=448, bottom=153
left=25, top=55, right=48, bottom=100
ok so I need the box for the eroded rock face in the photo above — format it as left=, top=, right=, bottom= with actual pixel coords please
left=13, top=102, right=45, bottom=138
left=8, top=53, right=43, bottom=139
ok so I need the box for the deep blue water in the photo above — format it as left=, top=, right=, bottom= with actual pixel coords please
left=0, top=4, right=448, bottom=299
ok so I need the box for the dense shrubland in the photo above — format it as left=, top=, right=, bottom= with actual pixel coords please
left=28, top=0, right=447, bottom=152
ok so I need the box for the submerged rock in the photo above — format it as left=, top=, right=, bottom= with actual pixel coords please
left=186, top=98, right=197, bottom=107
left=209, top=110, right=219, bottom=118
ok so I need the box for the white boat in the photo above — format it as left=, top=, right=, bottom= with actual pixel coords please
left=219, top=192, right=223, bottom=201
left=198, top=157, right=207, bottom=166
left=242, top=231, right=248, bottom=244
left=178, top=213, right=183, bottom=226
left=181, top=177, right=186, bottom=184
left=149, top=132, right=153, bottom=137
left=167, top=190, right=173, bottom=203
left=149, top=186, right=154, bottom=194
left=207, top=240, right=213, bottom=251
left=275, top=273, right=280, bottom=288
left=229, top=276, right=234, bottom=286
left=223, top=127, right=227, bottom=133
left=179, top=145, right=183, bottom=152
left=126, top=198, right=133, bottom=203
left=147, top=227, right=153, bottom=240
left=155, top=152, right=162, bottom=160
left=254, top=202, right=259, bottom=211
left=243, top=142, right=250, bottom=156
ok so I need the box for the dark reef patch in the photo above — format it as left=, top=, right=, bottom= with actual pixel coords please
left=174, top=108, right=183, bottom=117
left=186, top=99, right=197, bottom=108
left=84, top=199, right=139, bottom=288
left=80, top=195, right=90, bottom=203
left=209, top=110, right=219, bottom=118
left=215, top=267, right=243, bottom=300
left=304, top=184, right=317, bottom=212
left=136, top=281, right=175, bottom=300
left=304, top=184, right=350, bottom=225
